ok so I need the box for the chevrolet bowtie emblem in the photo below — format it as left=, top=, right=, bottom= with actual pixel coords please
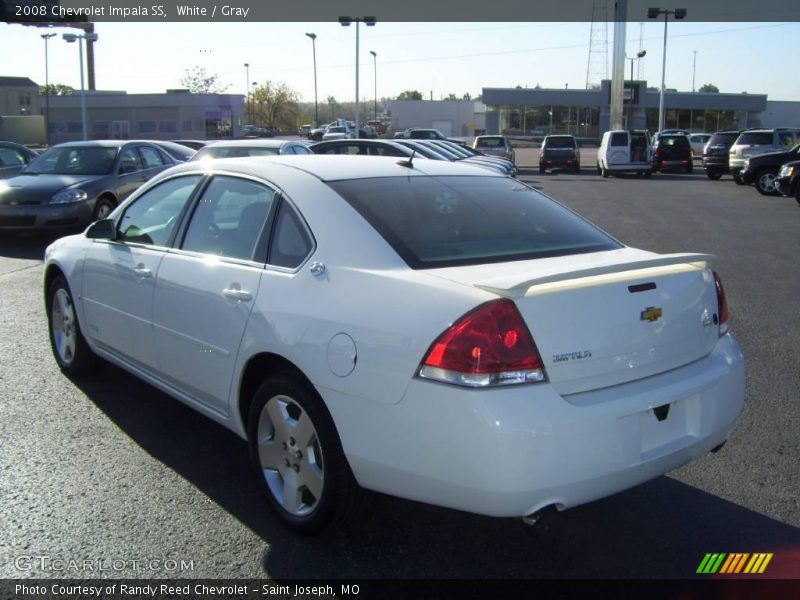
left=640, top=306, right=663, bottom=322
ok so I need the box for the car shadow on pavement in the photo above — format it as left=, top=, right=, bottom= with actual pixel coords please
left=0, top=232, right=62, bottom=260
left=71, top=363, right=800, bottom=580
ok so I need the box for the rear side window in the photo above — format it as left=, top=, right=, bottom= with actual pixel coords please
left=610, top=133, right=628, bottom=146
left=268, top=202, right=313, bottom=269
left=139, top=146, right=165, bottom=168
left=658, top=136, right=690, bottom=148
left=182, top=176, right=276, bottom=261
left=329, top=176, right=621, bottom=269
left=736, top=132, right=772, bottom=146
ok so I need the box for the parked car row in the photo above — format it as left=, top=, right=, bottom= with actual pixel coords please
left=42, top=149, right=744, bottom=535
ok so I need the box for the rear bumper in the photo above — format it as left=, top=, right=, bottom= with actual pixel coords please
left=326, top=333, right=745, bottom=518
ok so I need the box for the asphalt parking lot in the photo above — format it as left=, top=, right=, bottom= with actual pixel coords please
left=1, top=153, right=798, bottom=580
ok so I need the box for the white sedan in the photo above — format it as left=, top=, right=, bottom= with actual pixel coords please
left=44, top=156, right=745, bottom=533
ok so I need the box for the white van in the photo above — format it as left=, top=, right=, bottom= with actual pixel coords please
left=597, top=130, right=653, bottom=177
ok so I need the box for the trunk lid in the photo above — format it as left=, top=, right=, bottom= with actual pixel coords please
left=431, top=248, right=721, bottom=395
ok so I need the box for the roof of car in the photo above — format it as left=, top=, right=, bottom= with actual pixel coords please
left=166, top=154, right=502, bottom=183
left=204, top=139, right=297, bottom=148
left=51, top=140, right=133, bottom=148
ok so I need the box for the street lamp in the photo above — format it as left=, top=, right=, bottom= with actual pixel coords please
left=369, top=50, right=377, bottom=123
left=648, top=7, right=687, bottom=133
left=252, top=82, right=258, bottom=125
left=41, top=32, right=56, bottom=145
left=625, top=50, right=646, bottom=129
left=244, top=63, right=250, bottom=124
left=63, top=31, right=99, bottom=141
left=305, top=33, right=318, bottom=127
left=339, top=16, right=376, bottom=138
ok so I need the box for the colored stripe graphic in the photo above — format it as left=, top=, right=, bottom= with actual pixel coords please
left=698, top=553, right=773, bottom=575
left=697, top=553, right=727, bottom=574
left=744, top=553, right=773, bottom=574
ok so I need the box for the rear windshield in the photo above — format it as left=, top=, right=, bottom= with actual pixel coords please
left=329, top=176, right=621, bottom=269
left=736, top=132, right=773, bottom=146
left=656, top=136, right=690, bottom=148
left=476, top=137, right=505, bottom=148
left=544, top=136, right=576, bottom=149
left=708, top=132, right=739, bottom=146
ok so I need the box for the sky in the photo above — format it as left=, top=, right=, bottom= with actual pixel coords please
left=2, top=20, right=799, bottom=103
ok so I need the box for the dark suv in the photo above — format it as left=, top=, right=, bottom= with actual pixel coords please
left=539, top=135, right=579, bottom=173
left=702, top=130, right=743, bottom=180
left=775, top=160, right=800, bottom=205
left=739, top=144, right=800, bottom=195
left=652, top=134, right=693, bottom=173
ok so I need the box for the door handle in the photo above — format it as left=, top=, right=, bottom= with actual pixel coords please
left=133, top=266, right=152, bottom=278
left=223, top=288, right=253, bottom=302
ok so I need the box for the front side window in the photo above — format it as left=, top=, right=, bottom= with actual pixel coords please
left=329, top=176, right=621, bottom=269
left=778, top=132, right=794, bottom=148
left=117, top=176, right=203, bottom=246
left=0, top=147, right=28, bottom=166
left=182, top=176, right=276, bottom=261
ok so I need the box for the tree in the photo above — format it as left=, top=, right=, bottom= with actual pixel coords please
left=180, top=66, right=230, bottom=94
left=326, top=96, right=339, bottom=121
left=698, top=83, right=720, bottom=93
left=446, top=93, right=458, bottom=100
left=463, top=92, right=471, bottom=101
left=40, top=83, right=74, bottom=96
left=396, top=90, right=423, bottom=100
left=250, top=81, right=301, bottom=131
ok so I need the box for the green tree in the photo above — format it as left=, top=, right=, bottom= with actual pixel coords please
left=250, top=81, right=301, bottom=131
left=40, top=83, right=74, bottom=96
left=396, top=90, right=423, bottom=100
left=326, top=96, right=339, bottom=121
left=463, top=92, right=472, bottom=100
left=698, top=83, right=720, bottom=93
left=180, top=66, right=230, bottom=94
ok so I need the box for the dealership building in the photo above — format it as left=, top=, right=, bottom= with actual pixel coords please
left=390, top=80, right=797, bottom=139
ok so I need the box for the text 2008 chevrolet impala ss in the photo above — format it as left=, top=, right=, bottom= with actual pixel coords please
left=44, top=155, right=745, bottom=533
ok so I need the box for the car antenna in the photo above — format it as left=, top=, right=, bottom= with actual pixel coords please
left=397, top=149, right=416, bottom=168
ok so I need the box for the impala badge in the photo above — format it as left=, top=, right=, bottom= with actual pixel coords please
left=640, top=306, right=663, bottom=322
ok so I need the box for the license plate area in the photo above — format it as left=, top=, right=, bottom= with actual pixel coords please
left=639, top=395, right=694, bottom=459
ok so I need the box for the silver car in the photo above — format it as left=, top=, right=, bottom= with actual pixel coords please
left=473, top=135, right=516, bottom=163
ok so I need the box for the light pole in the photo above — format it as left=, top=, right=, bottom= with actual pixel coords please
left=648, top=7, right=687, bottom=133
left=692, top=50, right=698, bottom=92
left=339, top=16, right=376, bottom=138
left=244, top=63, right=250, bottom=124
left=41, top=32, right=56, bottom=146
left=252, top=82, right=258, bottom=126
left=63, top=31, right=98, bottom=142
left=305, top=33, right=318, bottom=127
left=625, top=49, right=646, bottom=129
left=369, top=50, right=377, bottom=123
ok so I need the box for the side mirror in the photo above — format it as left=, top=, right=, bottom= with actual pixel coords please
left=86, top=218, right=117, bottom=240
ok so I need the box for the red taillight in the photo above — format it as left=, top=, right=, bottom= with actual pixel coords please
left=713, top=271, right=730, bottom=335
left=418, top=299, right=546, bottom=387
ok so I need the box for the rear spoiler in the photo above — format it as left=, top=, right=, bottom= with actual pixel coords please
left=474, top=253, right=717, bottom=298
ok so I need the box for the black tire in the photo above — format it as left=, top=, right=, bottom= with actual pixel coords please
left=706, top=171, right=722, bottom=180
left=644, top=170, right=652, bottom=178
left=733, top=173, right=745, bottom=185
left=685, top=163, right=694, bottom=174
left=539, top=165, right=546, bottom=174
left=247, top=374, right=362, bottom=534
left=755, top=169, right=779, bottom=196
left=93, top=196, right=116, bottom=221
left=574, top=164, right=581, bottom=174
left=46, top=275, right=97, bottom=376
